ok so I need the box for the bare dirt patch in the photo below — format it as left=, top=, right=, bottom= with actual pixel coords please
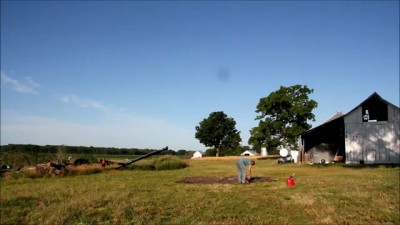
left=177, top=176, right=274, bottom=184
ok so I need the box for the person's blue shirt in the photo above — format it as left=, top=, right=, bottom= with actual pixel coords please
left=239, top=158, right=252, bottom=166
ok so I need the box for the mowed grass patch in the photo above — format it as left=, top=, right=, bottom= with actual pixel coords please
left=0, top=159, right=398, bottom=225
left=130, top=155, right=188, bottom=171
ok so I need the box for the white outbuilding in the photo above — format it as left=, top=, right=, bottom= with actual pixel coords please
left=241, top=150, right=259, bottom=156
left=291, top=150, right=299, bottom=163
left=191, top=151, right=203, bottom=159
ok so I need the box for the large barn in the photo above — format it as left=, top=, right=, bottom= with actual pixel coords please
left=300, top=92, right=399, bottom=164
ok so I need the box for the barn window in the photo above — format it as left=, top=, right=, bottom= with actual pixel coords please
left=362, top=96, right=388, bottom=122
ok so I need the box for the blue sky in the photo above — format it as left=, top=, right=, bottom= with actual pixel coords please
left=1, top=1, right=399, bottom=151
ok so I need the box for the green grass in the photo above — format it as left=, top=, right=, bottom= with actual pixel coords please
left=1, top=159, right=399, bottom=225
left=130, top=155, right=188, bottom=170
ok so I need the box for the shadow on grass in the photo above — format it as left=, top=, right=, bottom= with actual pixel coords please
left=308, top=163, right=400, bottom=169
left=341, top=163, right=400, bottom=169
left=1, top=196, right=36, bottom=224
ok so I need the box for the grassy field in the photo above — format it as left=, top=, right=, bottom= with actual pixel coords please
left=1, top=157, right=399, bottom=225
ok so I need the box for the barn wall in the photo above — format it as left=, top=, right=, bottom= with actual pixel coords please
left=344, top=104, right=400, bottom=164
left=344, top=107, right=363, bottom=124
left=388, top=104, right=400, bottom=122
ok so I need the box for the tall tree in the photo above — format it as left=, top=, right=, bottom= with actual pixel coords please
left=249, top=85, right=318, bottom=151
left=195, top=111, right=241, bottom=157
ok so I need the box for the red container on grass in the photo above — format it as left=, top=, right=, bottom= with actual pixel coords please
left=287, top=177, right=295, bottom=187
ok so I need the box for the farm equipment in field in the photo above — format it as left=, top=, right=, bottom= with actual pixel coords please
left=35, top=162, right=67, bottom=176
left=0, top=165, right=22, bottom=176
left=277, top=148, right=295, bottom=164
left=115, top=146, right=169, bottom=169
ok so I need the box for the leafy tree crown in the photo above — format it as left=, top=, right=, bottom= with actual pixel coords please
left=249, top=85, right=317, bottom=151
left=195, top=111, right=241, bottom=156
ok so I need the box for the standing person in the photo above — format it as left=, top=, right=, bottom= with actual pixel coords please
left=236, top=158, right=255, bottom=184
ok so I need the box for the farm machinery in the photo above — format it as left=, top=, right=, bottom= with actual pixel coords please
left=1, top=146, right=169, bottom=177
left=116, top=146, right=168, bottom=169
left=277, top=148, right=295, bottom=164
left=34, top=146, right=169, bottom=176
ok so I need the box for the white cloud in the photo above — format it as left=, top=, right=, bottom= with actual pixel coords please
left=25, top=76, right=41, bottom=88
left=0, top=72, right=41, bottom=94
left=60, top=96, right=70, bottom=103
left=60, top=94, right=110, bottom=113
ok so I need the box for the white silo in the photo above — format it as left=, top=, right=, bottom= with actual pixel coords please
left=261, top=147, right=268, bottom=156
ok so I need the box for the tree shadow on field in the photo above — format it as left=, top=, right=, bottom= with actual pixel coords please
left=341, top=163, right=400, bottom=169
left=1, top=196, right=36, bottom=224
left=177, top=176, right=274, bottom=184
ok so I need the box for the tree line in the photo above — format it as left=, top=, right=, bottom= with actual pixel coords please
left=0, top=144, right=250, bottom=158
left=0, top=144, right=180, bottom=156
left=0, top=144, right=205, bottom=167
